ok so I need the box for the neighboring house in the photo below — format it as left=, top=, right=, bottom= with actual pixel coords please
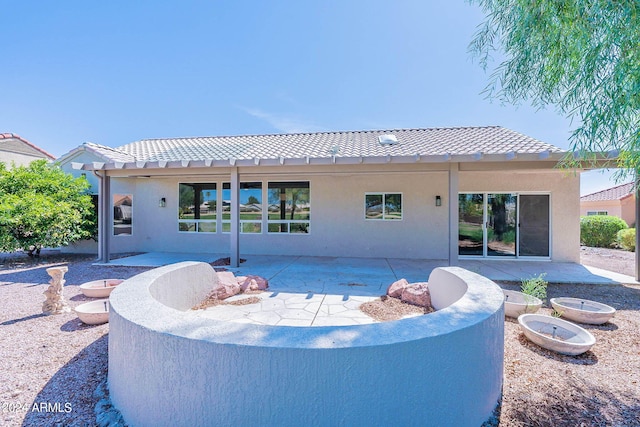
left=580, top=182, right=636, bottom=227
left=0, top=133, right=55, bottom=166
left=58, top=126, right=585, bottom=265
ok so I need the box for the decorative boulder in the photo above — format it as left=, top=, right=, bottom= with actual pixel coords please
left=387, top=278, right=410, bottom=298
left=401, top=282, right=431, bottom=308
left=239, top=275, right=269, bottom=291
left=213, top=271, right=241, bottom=299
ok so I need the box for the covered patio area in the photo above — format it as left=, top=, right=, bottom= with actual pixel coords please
left=104, top=252, right=637, bottom=286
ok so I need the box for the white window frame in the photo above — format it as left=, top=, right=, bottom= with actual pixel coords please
left=267, top=181, right=311, bottom=234
left=364, top=192, right=403, bottom=221
left=177, top=183, right=217, bottom=234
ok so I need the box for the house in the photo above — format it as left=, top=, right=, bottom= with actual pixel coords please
left=57, top=126, right=587, bottom=266
left=580, top=182, right=636, bottom=227
left=0, top=133, right=55, bottom=167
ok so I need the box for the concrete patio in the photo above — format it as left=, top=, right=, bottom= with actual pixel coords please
left=105, top=252, right=638, bottom=286
left=103, top=252, right=637, bottom=327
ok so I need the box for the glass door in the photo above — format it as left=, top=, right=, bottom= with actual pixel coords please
left=458, top=193, right=548, bottom=258
left=487, top=194, right=517, bottom=257
left=518, top=195, right=550, bottom=257
left=458, top=194, right=484, bottom=256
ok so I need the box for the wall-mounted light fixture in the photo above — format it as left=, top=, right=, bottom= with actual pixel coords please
left=435, top=195, right=442, bottom=207
left=159, top=197, right=166, bottom=208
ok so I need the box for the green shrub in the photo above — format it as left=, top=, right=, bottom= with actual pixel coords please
left=580, top=215, right=628, bottom=247
left=521, top=273, right=548, bottom=301
left=616, top=228, right=636, bottom=252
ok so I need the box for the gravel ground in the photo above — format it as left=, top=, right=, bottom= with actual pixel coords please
left=1, top=249, right=639, bottom=426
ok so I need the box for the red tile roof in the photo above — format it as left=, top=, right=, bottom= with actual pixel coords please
left=581, top=182, right=635, bottom=202
left=0, top=133, right=56, bottom=160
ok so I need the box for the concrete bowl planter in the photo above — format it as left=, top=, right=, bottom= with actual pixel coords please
left=550, top=297, right=616, bottom=325
left=75, top=299, right=110, bottom=325
left=503, top=289, right=542, bottom=318
left=518, top=313, right=596, bottom=356
left=79, top=279, right=123, bottom=298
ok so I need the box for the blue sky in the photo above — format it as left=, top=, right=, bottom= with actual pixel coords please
left=0, top=1, right=624, bottom=194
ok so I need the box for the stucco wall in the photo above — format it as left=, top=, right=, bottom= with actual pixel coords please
left=582, top=198, right=637, bottom=227
left=108, top=262, right=504, bottom=427
left=0, top=151, right=45, bottom=167
left=102, top=164, right=579, bottom=262
left=57, top=150, right=102, bottom=194
left=107, top=169, right=451, bottom=259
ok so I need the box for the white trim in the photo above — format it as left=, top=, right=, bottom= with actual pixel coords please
left=364, top=192, right=404, bottom=221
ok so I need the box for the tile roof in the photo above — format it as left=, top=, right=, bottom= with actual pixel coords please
left=67, top=126, right=570, bottom=172
left=581, top=182, right=635, bottom=202
left=114, top=126, right=563, bottom=163
left=0, top=133, right=56, bottom=160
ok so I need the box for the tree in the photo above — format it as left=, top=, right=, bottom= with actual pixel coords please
left=469, top=0, right=640, bottom=177
left=0, top=160, right=97, bottom=256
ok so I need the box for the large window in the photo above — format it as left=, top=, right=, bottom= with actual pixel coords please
left=222, top=182, right=263, bottom=233
left=365, top=193, right=402, bottom=220
left=113, top=194, right=133, bottom=235
left=178, top=183, right=216, bottom=232
left=268, top=182, right=310, bottom=233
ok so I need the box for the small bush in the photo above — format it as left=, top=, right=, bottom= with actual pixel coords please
left=616, top=228, right=636, bottom=252
left=580, top=215, right=628, bottom=247
left=521, top=273, right=548, bottom=301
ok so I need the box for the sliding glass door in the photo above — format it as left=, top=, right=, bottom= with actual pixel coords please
left=458, top=193, right=549, bottom=258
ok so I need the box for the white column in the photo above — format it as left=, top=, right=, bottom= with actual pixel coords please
left=448, top=163, right=459, bottom=266
left=230, top=168, right=240, bottom=267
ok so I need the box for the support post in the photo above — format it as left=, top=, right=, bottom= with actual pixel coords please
left=230, top=168, right=240, bottom=268
left=634, top=170, right=640, bottom=282
left=99, top=173, right=111, bottom=264
left=448, top=163, right=459, bottom=266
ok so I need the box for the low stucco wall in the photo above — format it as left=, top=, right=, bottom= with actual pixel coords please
left=108, top=262, right=504, bottom=427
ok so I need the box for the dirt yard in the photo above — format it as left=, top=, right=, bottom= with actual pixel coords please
left=580, top=246, right=635, bottom=277
left=1, top=249, right=639, bottom=426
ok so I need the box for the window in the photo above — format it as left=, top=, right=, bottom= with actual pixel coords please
left=268, top=182, right=310, bottom=233
left=178, top=183, right=216, bottom=232
left=222, top=182, right=263, bottom=233
left=113, top=194, right=133, bottom=235
left=587, top=211, right=608, bottom=216
left=365, top=193, right=402, bottom=220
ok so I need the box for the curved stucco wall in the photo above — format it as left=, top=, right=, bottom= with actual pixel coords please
left=108, top=262, right=504, bottom=427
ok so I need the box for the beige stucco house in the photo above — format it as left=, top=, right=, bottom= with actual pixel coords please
left=58, top=126, right=584, bottom=266
left=580, top=182, right=635, bottom=227
left=0, top=133, right=55, bottom=166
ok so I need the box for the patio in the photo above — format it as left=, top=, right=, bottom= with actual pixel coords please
left=101, top=252, right=638, bottom=327
left=104, top=252, right=638, bottom=286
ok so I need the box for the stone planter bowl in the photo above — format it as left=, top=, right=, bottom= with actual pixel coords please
left=503, top=290, right=542, bottom=318
left=518, top=313, right=596, bottom=356
left=75, top=299, right=110, bottom=325
left=550, top=297, right=616, bottom=325
left=79, top=279, right=123, bottom=298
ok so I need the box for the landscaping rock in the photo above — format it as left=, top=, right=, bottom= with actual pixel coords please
left=387, top=278, right=410, bottom=298
left=239, top=275, right=269, bottom=291
left=401, top=282, right=431, bottom=308
left=214, top=271, right=241, bottom=299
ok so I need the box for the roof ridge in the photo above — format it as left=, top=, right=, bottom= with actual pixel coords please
left=134, top=125, right=505, bottom=142
left=0, top=132, right=56, bottom=159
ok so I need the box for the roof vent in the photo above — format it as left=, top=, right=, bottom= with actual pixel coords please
left=378, top=134, right=398, bottom=145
